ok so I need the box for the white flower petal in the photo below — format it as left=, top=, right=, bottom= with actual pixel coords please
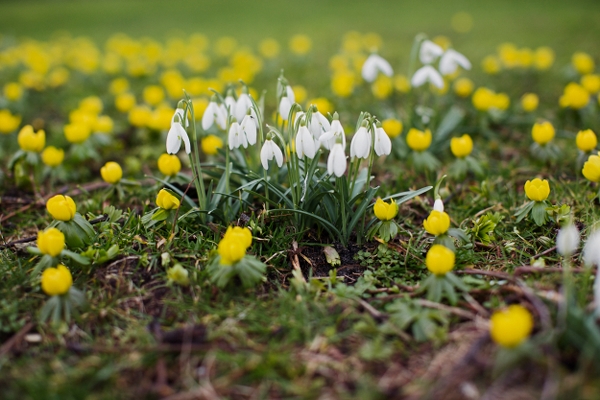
left=279, top=97, right=292, bottom=120
left=350, top=126, right=371, bottom=159
left=296, top=126, right=316, bottom=159
left=166, top=122, right=190, bottom=154
left=419, top=40, right=444, bottom=64
left=439, top=49, right=472, bottom=75
left=241, top=115, right=257, bottom=145
left=411, top=65, right=444, bottom=89
left=286, top=85, right=295, bottom=104
left=327, top=143, right=347, bottom=177
left=433, top=199, right=444, bottom=212
left=361, top=54, right=393, bottom=82
left=556, top=224, right=580, bottom=257
left=234, top=94, right=252, bottom=122
left=374, top=127, right=392, bottom=156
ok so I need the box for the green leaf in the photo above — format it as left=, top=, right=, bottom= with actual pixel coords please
left=531, top=202, right=549, bottom=226
left=61, top=250, right=91, bottom=265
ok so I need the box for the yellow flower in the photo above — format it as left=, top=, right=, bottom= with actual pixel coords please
left=79, top=96, right=103, bottom=114
left=201, top=135, right=224, bottom=155
left=46, top=195, right=77, bottom=221
left=259, top=38, right=280, bottom=59
left=115, top=92, right=136, bottom=113
left=223, top=226, right=253, bottom=249
left=521, top=93, right=539, bottom=112
left=489, top=304, right=533, bottom=348
left=215, top=36, right=237, bottom=57
left=100, top=161, right=123, bottom=184
left=423, top=210, right=451, bottom=236
left=425, top=244, right=455, bottom=276
left=493, top=93, right=510, bottom=110
left=64, top=123, right=91, bottom=144
left=583, top=155, right=600, bottom=182
left=576, top=129, right=598, bottom=152
left=37, top=228, right=65, bottom=257
left=128, top=105, right=152, bottom=127
left=482, top=55, right=501, bottom=75
left=572, top=52, right=595, bottom=75
left=559, top=82, right=590, bottom=109
left=450, top=134, right=473, bottom=158
left=167, top=264, right=190, bottom=286
left=109, top=77, right=129, bottom=95
left=524, top=178, right=550, bottom=202
left=453, top=78, right=474, bottom=98
left=4, top=82, right=23, bottom=101
left=406, top=128, right=432, bottom=152
left=531, top=121, right=555, bottom=145
left=41, top=264, right=73, bottom=296
left=331, top=71, right=355, bottom=98
left=371, top=75, right=393, bottom=99
left=157, top=153, right=181, bottom=176
left=382, top=119, right=403, bottom=138
left=306, top=97, right=333, bottom=115
left=393, top=75, right=411, bottom=93
left=18, top=125, right=45, bottom=152
left=289, top=34, right=312, bottom=55
left=581, top=74, right=600, bottom=94
left=0, top=109, right=21, bottom=134
left=218, top=237, right=247, bottom=265
left=156, top=189, right=180, bottom=210
left=472, top=87, right=496, bottom=111
left=94, top=115, right=114, bottom=134
left=143, top=85, right=165, bottom=106
left=373, top=198, right=398, bottom=221
left=41, top=146, right=65, bottom=167
left=534, top=47, right=554, bottom=70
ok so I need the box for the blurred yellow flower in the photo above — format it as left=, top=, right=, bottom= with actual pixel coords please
left=167, top=264, right=190, bottom=286
left=472, top=87, right=495, bottom=111
left=94, top=115, right=114, bottom=134
left=37, top=228, right=65, bottom=257
left=128, top=105, right=152, bottom=127
left=143, top=85, right=165, bottom=106
left=4, top=82, right=23, bottom=101
left=100, top=161, right=123, bottom=184
left=46, top=195, right=76, bottom=221
left=331, top=71, right=355, bottom=98
left=201, top=134, right=224, bottom=155
left=64, top=123, right=91, bottom=144
left=109, top=77, right=129, bottom=95
left=450, top=134, right=473, bottom=158
left=382, top=119, right=403, bottom=138
left=490, top=305, right=533, bottom=348
left=41, top=265, right=73, bottom=296
left=521, top=93, right=539, bottom=112
left=576, top=129, right=597, bottom=152
left=158, top=153, right=181, bottom=176
left=425, top=244, right=455, bottom=276
left=18, top=125, right=45, bottom=152
left=572, top=52, right=595, bottom=75
left=423, top=210, right=450, bottom=236
left=559, top=82, right=589, bottom=109
left=42, top=146, right=65, bottom=167
left=531, top=121, right=555, bottom=145
left=289, top=34, right=312, bottom=55
left=79, top=96, right=103, bottom=114
left=524, top=178, right=550, bottom=202
left=293, top=85, right=307, bottom=105
left=583, top=155, right=600, bottom=182
left=481, top=55, right=501, bottom=75
left=115, top=92, right=136, bottom=113
left=393, top=75, right=411, bottom=93
left=371, top=75, right=393, bottom=99
left=156, top=189, right=180, bottom=210
left=534, top=47, right=554, bottom=70
left=453, top=77, right=474, bottom=98
left=307, top=97, right=333, bottom=115
left=258, top=38, right=280, bottom=59
left=215, top=36, right=237, bottom=57
left=0, top=109, right=21, bottom=134
left=373, top=198, right=398, bottom=221
left=218, top=226, right=252, bottom=265
left=493, top=93, right=510, bottom=110
left=406, top=128, right=432, bottom=152
left=581, top=74, right=600, bottom=94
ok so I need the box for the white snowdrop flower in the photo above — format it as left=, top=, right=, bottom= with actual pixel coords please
left=172, top=108, right=188, bottom=128
left=411, top=65, right=445, bottom=89
left=361, top=54, right=394, bottom=83
left=228, top=121, right=247, bottom=150
left=373, top=126, right=392, bottom=156
left=308, top=111, right=331, bottom=142
left=279, top=96, right=292, bottom=121
left=295, top=125, right=317, bottom=159
left=583, top=230, right=600, bottom=267
left=286, top=85, right=295, bottom=104
left=202, top=100, right=227, bottom=131
left=556, top=223, right=580, bottom=257
left=327, top=143, right=347, bottom=177
left=260, top=139, right=284, bottom=170
left=350, top=126, right=371, bottom=159
left=234, top=93, right=253, bottom=122
left=439, top=49, right=472, bottom=76
left=320, top=118, right=346, bottom=150
left=433, top=198, right=444, bottom=212
left=166, top=121, right=191, bottom=154
left=224, top=93, right=236, bottom=115
left=419, top=40, right=444, bottom=64
left=240, top=114, right=257, bottom=146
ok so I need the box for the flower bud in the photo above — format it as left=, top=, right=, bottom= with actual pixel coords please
left=373, top=198, right=398, bottom=221
left=37, top=228, right=65, bottom=257
left=524, top=178, right=550, bottom=202
left=531, top=121, right=555, bottom=145
left=556, top=223, right=580, bottom=257
left=100, top=161, right=123, bottom=184
left=41, top=146, right=65, bottom=167
left=450, top=134, right=473, bottom=158
left=406, top=128, right=432, bottom=152
left=576, top=129, right=597, bottom=152
left=489, top=304, right=533, bottom=348
left=157, top=154, right=182, bottom=176
left=46, top=195, right=76, bottom=221
left=583, top=155, right=600, bottom=182
left=156, top=189, right=180, bottom=210
left=423, top=210, right=450, bottom=236
left=41, top=264, right=73, bottom=296
left=425, top=244, right=455, bottom=276
left=18, top=125, right=45, bottom=152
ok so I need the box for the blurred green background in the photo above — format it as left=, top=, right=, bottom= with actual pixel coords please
left=1, top=0, right=599, bottom=62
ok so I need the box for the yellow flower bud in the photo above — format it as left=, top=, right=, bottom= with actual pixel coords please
left=4, top=82, right=23, bottom=101
left=100, top=161, right=123, bottom=184
left=560, top=82, right=590, bottom=109
left=534, top=47, right=554, bottom=70
left=41, top=146, right=65, bottom=167
left=143, top=85, right=165, bottom=106
left=46, top=195, right=77, bottom=221
left=493, top=93, right=510, bottom=110
left=482, top=55, right=501, bottom=75
left=524, top=178, right=550, bottom=202
left=158, top=153, right=181, bottom=176
left=37, top=228, right=65, bottom=257
left=289, top=34, right=312, bottom=55
left=581, top=74, right=600, bottom=94
left=572, top=52, right=595, bottom=75
left=472, top=87, right=496, bottom=111
left=583, top=155, right=600, bottom=182
left=531, top=121, right=555, bottom=145
left=223, top=226, right=253, bottom=249
left=450, top=134, right=473, bottom=158
left=41, top=264, right=73, bottom=296
left=201, top=134, right=224, bottom=155
left=382, top=119, right=403, bottom=139
left=18, top=125, right=45, bottom=152
left=423, top=210, right=451, bottom=236
left=406, top=128, right=432, bottom=152
left=489, top=304, right=533, bottom=348
left=115, top=92, right=136, bottom=113
left=94, top=115, right=114, bottom=134
left=156, top=189, right=180, bottom=210
left=453, top=78, right=474, bottom=98
left=393, top=75, right=411, bottom=93
left=331, top=70, right=355, bottom=98
left=64, top=123, right=91, bottom=144
left=0, top=109, right=21, bottom=134
left=521, top=93, right=539, bottom=112
left=373, top=198, right=398, bottom=221
left=425, top=244, right=455, bottom=276
left=371, top=75, right=393, bottom=99
left=306, top=97, right=333, bottom=115
left=576, top=129, right=598, bottom=152
left=128, top=105, right=152, bottom=127
left=218, top=237, right=247, bottom=265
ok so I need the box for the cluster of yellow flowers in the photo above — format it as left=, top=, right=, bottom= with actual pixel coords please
left=472, top=87, right=510, bottom=112
left=481, top=43, right=554, bottom=74
left=218, top=226, right=253, bottom=265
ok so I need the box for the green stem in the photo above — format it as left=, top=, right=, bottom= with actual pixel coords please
left=186, top=99, right=206, bottom=219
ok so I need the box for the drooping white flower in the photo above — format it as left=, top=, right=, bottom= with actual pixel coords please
left=235, top=93, right=253, bottom=122
left=260, top=139, right=284, bottom=170
left=320, top=118, right=346, bottom=150
left=228, top=121, right=247, bottom=150
left=361, top=54, right=394, bottom=83
left=583, top=230, right=600, bottom=267
left=433, top=198, right=444, bottom=212
left=240, top=114, right=257, bottom=146
left=374, top=126, right=392, bottom=156
left=295, top=125, right=317, bottom=159
left=308, top=111, right=331, bottom=142
left=419, top=40, right=444, bottom=64
left=279, top=96, right=292, bottom=121
left=172, top=108, right=189, bottom=128
left=411, top=65, right=444, bottom=89
left=224, top=93, right=236, bottom=116
left=350, top=126, right=371, bottom=159
left=202, top=101, right=227, bottom=131
left=286, top=85, right=295, bottom=104
left=166, top=121, right=191, bottom=154
left=327, top=143, right=347, bottom=177
left=556, top=223, right=580, bottom=257
left=439, top=49, right=472, bottom=75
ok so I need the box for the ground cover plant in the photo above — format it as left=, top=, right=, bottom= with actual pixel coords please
left=2, top=1, right=600, bottom=399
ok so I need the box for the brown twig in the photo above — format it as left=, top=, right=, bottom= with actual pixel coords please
left=0, top=321, right=34, bottom=357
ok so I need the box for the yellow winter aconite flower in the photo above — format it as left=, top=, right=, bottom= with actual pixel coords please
left=37, top=228, right=65, bottom=257
left=560, top=82, right=590, bottom=109
left=307, top=97, right=333, bottom=115
left=64, top=123, right=91, bottom=144
left=201, top=135, right=224, bottom=155
left=425, top=244, right=455, bottom=276
left=423, top=210, right=451, bottom=236
left=258, top=38, right=280, bottom=59
left=576, top=129, right=598, bottom=152
left=481, top=55, right=501, bottom=75
left=223, top=226, right=253, bottom=248
left=157, top=153, right=181, bottom=176
left=373, top=198, right=398, bottom=221
left=156, top=189, right=180, bottom=210
left=128, top=105, right=152, bottom=127
left=521, top=93, right=539, bottom=112
left=4, top=82, right=23, bottom=101
left=143, top=85, right=165, bottom=106
left=581, top=74, right=600, bottom=94
left=331, top=70, right=355, bottom=98
left=41, top=264, right=73, bottom=296
left=489, top=304, right=534, bottom=348
left=534, top=47, right=554, bottom=70
left=18, top=125, right=45, bottom=152
left=46, top=195, right=77, bottom=221
left=531, top=121, right=555, bottom=145
left=524, top=178, right=550, bottom=202
left=94, top=115, right=114, bottom=134
left=582, top=155, right=600, bottom=182
left=472, top=87, right=496, bottom=111
left=572, top=52, right=595, bottom=75
left=218, top=226, right=252, bottom=265
left=79, top=96, right=103, bottom=114
left=0, top=109, right=22, bottom=134
left=382, top=119, right=403, bottom=138
left=393, top=75, right=411, bottom=93
left=406, top=128, right=432, bottom=152
left=289, top=34, right=312, bottom=55
left=450, top=134, right=473, bottom=158
left=41, top=146, right=65, bottom=167
left=115, top=92, right=136, bottom=113
left=109, top=77, right=129, bottom=95
left=372, top=75, right=393, bottom=99
left=493, top=93, right=510, bottom=110
left=453, top=78, right=474, bottom=98
left=100, top=161, right=123, bottom=184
